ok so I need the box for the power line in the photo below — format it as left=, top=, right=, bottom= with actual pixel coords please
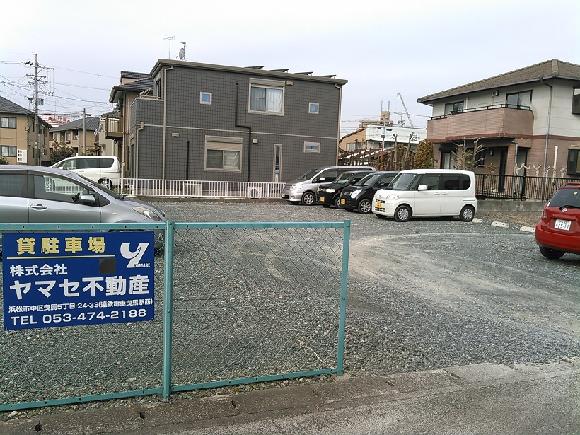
left=54, top=81, right=111, bottom=91
left=47, top=65, right=117, bottom=80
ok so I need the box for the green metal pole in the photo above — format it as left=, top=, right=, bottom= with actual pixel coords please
left=162, top=221, right=175, bottom=400
left=336, top=220, right=351, bottom=375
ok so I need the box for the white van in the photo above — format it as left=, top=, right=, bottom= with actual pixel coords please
left=372, top=169, right=477, bottom=222
left=52, top=156, right=121, bottom=189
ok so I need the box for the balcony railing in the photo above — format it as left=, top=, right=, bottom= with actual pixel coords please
left=104, top=115, right=122, bottom=139
left=427, top=104, right=534, bottom=142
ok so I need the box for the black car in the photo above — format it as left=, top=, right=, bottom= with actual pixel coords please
left=339, top=171, right=398, bottom=213
left=318, top=170, right=372, bottom=208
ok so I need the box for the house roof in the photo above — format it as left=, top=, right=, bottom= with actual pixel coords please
left=120, top=71, right=150, bottom=81
left=109, top=77, right=153, bottom=103
left=49, top=116, right=100, bottom=132
left=0, top=95, right=33, bottom=116
left=418, top=59, right=580, bottom=104
left=150, top=59, right=348, bottom=86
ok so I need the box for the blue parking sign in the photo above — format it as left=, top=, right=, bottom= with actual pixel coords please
left=2, top=231, right=155, bottom=330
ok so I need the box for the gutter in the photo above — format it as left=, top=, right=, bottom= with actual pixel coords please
left=161, top=66, right=174, bottom=180
left=235, top=82, right=252, bottom=182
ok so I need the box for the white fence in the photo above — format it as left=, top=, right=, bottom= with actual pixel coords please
left=118, top=178, right=286, bottom=199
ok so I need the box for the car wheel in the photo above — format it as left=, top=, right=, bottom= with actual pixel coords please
left=358, top=199, right=372, bottom=214
left=459, top=206, right=475, bottom=222
left=333, top=196, right=341, bottom=208
left=301, top=191, right=316, bottom=205
left=539, top=247, right=565, bottom=260
left=394, top=205, right=411, bottom=222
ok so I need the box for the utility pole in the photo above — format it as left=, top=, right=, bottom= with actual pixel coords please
left=381, top=100, right=385, bottom=150
left=82, top=108, right=86, bottom=155
left=33, top=54, right=39, bottom=165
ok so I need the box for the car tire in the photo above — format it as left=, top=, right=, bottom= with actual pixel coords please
left=358, top=198, right=372, bottom=214
left=459, top=205, right=475, bottom=222
left=333, top=196, right=341, bottom=208
left=539, top=247, right=565, bottom=260
left=301, top=191, right=316, bottom=206
left=394, top=205, right=411, bottom=222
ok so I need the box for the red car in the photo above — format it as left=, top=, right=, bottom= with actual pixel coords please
left=535, top=182, right=580, bottom=259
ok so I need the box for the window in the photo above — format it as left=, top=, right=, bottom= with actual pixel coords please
left=506, top=90, right=532, bottom=108
left=308, top=102, right=319, bottom=114
left=249, top=81, right=284, bottom=114
left=1, top=117, right=16, bottom=129
left=99, top=158, right=114, bottom=168
left=573, top=88, right=580, bottom=115
left=205, top=136, right=242, bottom=171
left=200, top=92, right=212, bottom=105
left=73, top=130, right=79, bottom=140
left=441, top=174, right=471, bottom=190
left=418, top=174, right=441, bottom=190
left=444, top=101, right=464, bottom=115
left=304, top=141, right=320, bottom=153
left=1, top=145, right=17, bottom=157
left=317, top=169, right=338, bottom=182
left=33, top=174, right=91, bottom=203
left=0, top=173, right=26, bottom=197
left=568, top=149, right=580, bottom=176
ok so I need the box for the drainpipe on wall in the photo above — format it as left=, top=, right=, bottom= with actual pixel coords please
left=541, top=79, right=553, bottom=178
left=235, top=82, right=252, bottom=182
left=136, top=121, right=145, bottom=179
left=336, top=84, right=343, bottom=163
left=161, top=66, right=174, bottom=180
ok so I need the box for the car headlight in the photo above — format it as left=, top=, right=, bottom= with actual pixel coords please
left=133, top=207, right=162, bottom=221
left=351, top=189, right=362, bottom=198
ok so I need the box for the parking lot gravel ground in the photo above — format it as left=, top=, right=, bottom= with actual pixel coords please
left=0, top=200, right=578, bottom=407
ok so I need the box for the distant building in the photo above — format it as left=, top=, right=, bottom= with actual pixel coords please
left=117, top=60, right=346, bottom=182
left=49, top=117, right=101, bottom=156
left=0, top=95, right=50, bottom=165
left=418, top=59, right=580, bottom=178
left=340, top=123, right=426, bottom=152
left=40, top=113, right=74, bottom=128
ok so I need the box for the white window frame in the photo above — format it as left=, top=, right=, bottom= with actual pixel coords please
left=0, top=117, right=16, bottom=129
left=308, top=102, right=319, bottom=114
left=204, top=135, right=243, bottom=172
left=248, top=79, right=285, bottom=116
left=303, top=141, right=320, bottom=153
left=200, top=92, right=212, bottom=105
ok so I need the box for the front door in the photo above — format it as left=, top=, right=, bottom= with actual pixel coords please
left=413, top=173, right=442, bottom=216
left=498, top=148, right=507, bottom=192
left=273, top=144, right=282, bottom=182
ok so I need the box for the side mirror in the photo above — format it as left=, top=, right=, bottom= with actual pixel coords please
left=79, top=194, right=97, bottom=206
left=418, top=185, right=428, bottom=191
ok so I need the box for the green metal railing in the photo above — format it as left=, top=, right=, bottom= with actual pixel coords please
left=0, top=220, right=350, bottom=412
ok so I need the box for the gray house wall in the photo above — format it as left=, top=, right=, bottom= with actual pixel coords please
left=130, top=64, right=343, bottom=182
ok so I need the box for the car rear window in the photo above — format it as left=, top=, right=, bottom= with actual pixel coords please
left=99, top=158, right=114, bottom=168
left=549, top=187, right=580, bottom=208
left=0, top=173, right=26, bottom=197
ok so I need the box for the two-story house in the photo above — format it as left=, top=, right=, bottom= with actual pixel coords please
left=418, top=59, right=580, bottom=179
left=340, top=124, right=426, bottom=151
left=49, top=117, right=100, bottom=156
left=125, top=59, right=346, bottom=182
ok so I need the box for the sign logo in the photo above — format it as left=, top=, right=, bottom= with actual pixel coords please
left=120, top=242, right=150, bottom=268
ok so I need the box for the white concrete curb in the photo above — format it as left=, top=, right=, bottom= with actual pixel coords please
left=471, top=218, right=535, bottom=234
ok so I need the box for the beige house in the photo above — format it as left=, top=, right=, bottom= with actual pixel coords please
left=418, top=59, right=580, bottom=178
left=0, top=95, right=50, bottom=165
left=49, top=117, right=100, bottom=156
left=106, top=71, right=153, bottom=177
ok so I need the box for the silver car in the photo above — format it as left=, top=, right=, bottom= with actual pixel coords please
left=282, top=165, right=375, bottom=205
left=0, top=165, right=166, bottom=251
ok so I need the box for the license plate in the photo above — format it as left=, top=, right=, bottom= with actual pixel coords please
left=319, top=197, right=325, bottom=203
left=554, top=219, right=571, bottom=231
left=340, top=198, right=345, bottom=205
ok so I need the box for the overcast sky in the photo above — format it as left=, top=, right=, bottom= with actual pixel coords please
left=1, top=0, right=578, bottom=134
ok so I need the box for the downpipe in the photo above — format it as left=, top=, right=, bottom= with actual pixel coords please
left=235, top=82, right=252, bottom=182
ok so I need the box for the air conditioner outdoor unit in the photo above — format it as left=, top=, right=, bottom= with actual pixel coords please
left=247, top=186, right=263, bottom=199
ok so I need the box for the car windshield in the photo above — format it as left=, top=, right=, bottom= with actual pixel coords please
left=355, top=173, right=378, bottom=186
left=549, top=187, right=580, bottom=208
left=77, top=174, right=124, bottom=200
left=297, top=168, right=321, bottom=181
left=390, top=173, right=419, bottom=191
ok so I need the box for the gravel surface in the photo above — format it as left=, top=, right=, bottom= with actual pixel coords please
left=477, top=210, right=542, bottom=227
left=1, top=200, right=579, bottom=406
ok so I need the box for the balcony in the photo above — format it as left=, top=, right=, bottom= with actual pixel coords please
left=427, top=104, right=533, bottom=143
left=105, top=115, right=123, bottom=139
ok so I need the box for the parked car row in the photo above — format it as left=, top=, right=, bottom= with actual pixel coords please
left=284, top=167, right=478, bottom=222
